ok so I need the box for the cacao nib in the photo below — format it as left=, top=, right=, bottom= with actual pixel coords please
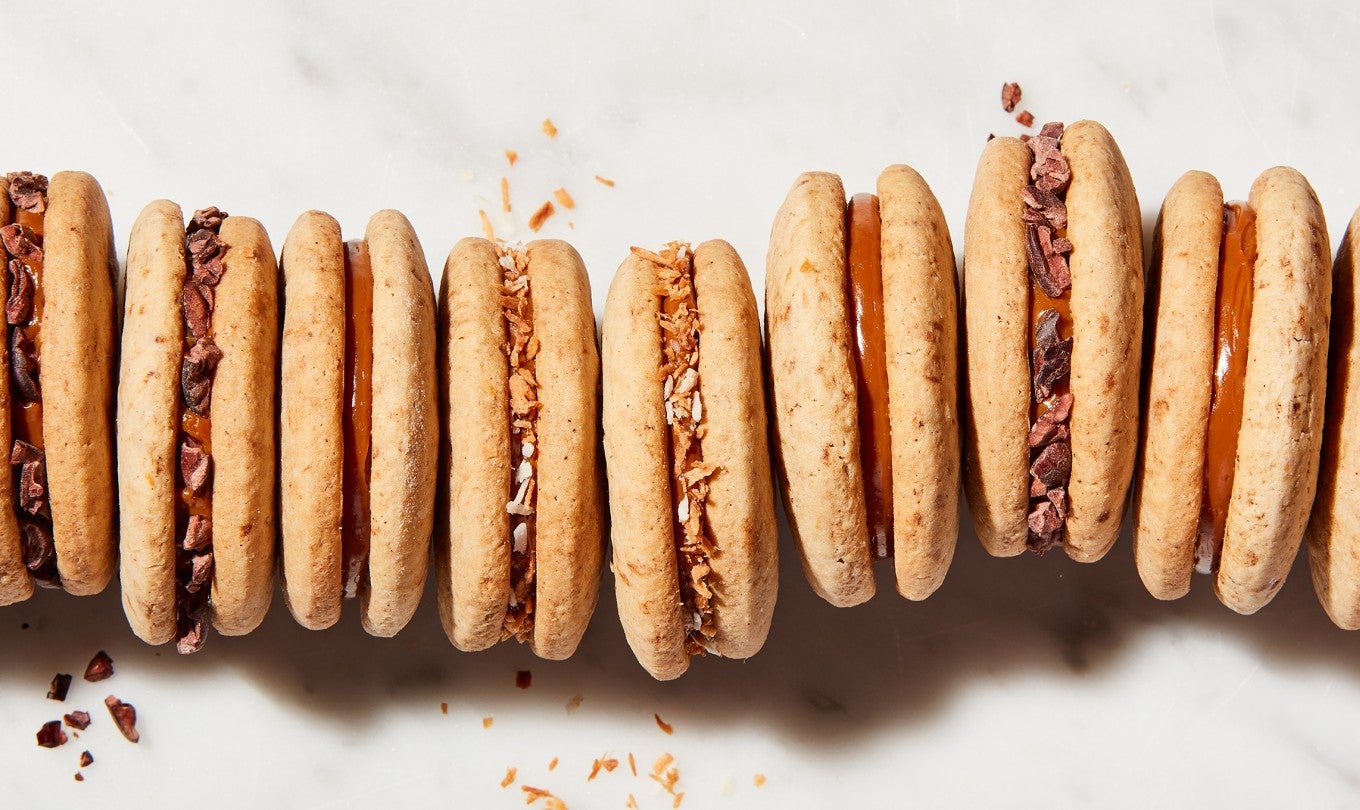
left=1022, top=187, right=1067, bottom=229
left=184, top=551, right=213, bottom=594
left=83, top=651, right=114, bottom=682
left=182, top=514, right=211, bottom=551
left=36, top=720, right=67, bottom=748
left=180, top=337, right=223, bottom=415
left=6, top=260, right=33, bottom=325
left=1030, top=441, right=1072, bottom=489
left=11, top=439, right=41, bottom=464
left=1001, top=82, right=1022, bottom=112
left=104, top=696, right=139, bottom=743
left=1016, top=110, right=1035, bottom=128
left=1028, top=393, right=1074, bottom=447
left=0, top=224, right=42, bottom=266
left=1031, top=310, right=1073, bottom=402
left=10, top=326, right=39, bottom=401
left=21, top=522, right=54, bottom=574
left=6, top=172, right=49, bottom=213
left=79, top=750, right=93, bottom=767
left=1027, top=502, right=1064, bottom=553
left=189, top=206, right=227, bottom=234
left=180, top=437, right=210, bottom=493
left=64, top=711, right=91, bottom=731
left=47, top=672, right=72, bottom=701
left=176, top=616, right=206, bottom=655
left=17, top=457, right=46, bottom=516
left=182, top=282, right=212, bottom=340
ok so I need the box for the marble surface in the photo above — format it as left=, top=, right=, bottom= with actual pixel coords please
left=4, top=1, right=1360, bottom=806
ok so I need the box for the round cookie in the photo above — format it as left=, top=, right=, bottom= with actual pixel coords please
left=603, top=240, right=777, bottom=680
left=765, top=166, right=959, bottom=605
left=118, top=202, right=279, bottom=646
left=1132, top=170, right=1222, bottom=600
left=435, top=237, right=603, bottom=660
left=1217, top=167, right=1330, bottom=614
left=279, top=209, right=436, bottom=634
left=1312, top=203, right=1360, bottom=628
left=0, top=171, right=118, bottom=600
left=961, top=120, right=1143, bottom=562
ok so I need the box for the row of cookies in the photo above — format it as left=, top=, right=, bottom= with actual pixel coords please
left=2, top=116, right=1357, bottom=680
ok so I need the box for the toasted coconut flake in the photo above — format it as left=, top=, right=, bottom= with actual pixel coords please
left=655, top=713, right=675, bottom=735
left=506, top=149, right=519, bottom=166
left=529, top=201, right=555, bottom=232
left=625, top=796, right=639, bottom=810
left=480, top=210, right=496, bottom=241
left=499, top=244, right=539, bottom=642
left=754, top=774, right=767, bottom=788
left=502, top=767, right=518, bottom=788
left=542, top=118, right=558, bottom=138
left=553, top=188, right=576, bottom=210
left=501, top=177, right=513, bottom=213
left=595, top=175, right=615, bottom=187
left=548, top=757, right=559, bottom=772
left=483, top=716, right=494, bottom=729
left=628, top=753, right=637, bottom=777
left=637, top=243, right=718, bottom=656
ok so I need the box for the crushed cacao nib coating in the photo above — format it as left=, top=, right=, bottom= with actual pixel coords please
left=9, top=326, right=39, bottom=401
left=36, top=720, right=67, bottom=748
left=17, top=456, right=47, bottom=516
left=6, top=172, right=49, bottom=213
left=1024, top=122, right=1076, bottom=552
left=498, top=245, right=539, bottom=643
left=83, top=650, right=114, bottom=682
left=7, top=259, right=34, bottom=324
left=635, top=242, right=719, bottom=656
left=47, top=672, right=73, bottom=701
left=104, top=696, right=139, bottom=743
left=173, top=211, right=227, bottom=655
left=64, top=711, right=91, bottom=731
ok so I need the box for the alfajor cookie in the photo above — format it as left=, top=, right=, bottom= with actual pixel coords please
left=0, top=171, right=118, bottom=605
left=279, top=210, right=438, bottom=635
left=603, top=241, right=777, bottom=680
left=436, top=238, right=603, bottom=661
left=962, top=120, right=1143, bottom=562
left=118, top=203, right=279, bottom=652
left=765, top=166, right=959, bottom=607
left=1134, top=168, right=1329, bottom=613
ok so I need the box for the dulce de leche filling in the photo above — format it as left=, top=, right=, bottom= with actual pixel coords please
left=1195, top=202, right=1257, bottom=575
left=1, top=172, right=54, bottom=586
left=500, top=245, right=539, bottom=642
left=175, top=207, right=229, bottom=653
left=638, top=243, right=717, bottom=655
left=1023, top=122, right=1075, bottom=554
left=341, top=240, right=374, bottom=600
left=844, top=193, right=894, bottom=560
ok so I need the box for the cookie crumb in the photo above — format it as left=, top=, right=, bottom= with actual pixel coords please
left=542, top=119, right=558, bottom=138
left=1002, top=82, right=1022, bottom=112
left=553, top=188, right=575, bottom=210
left=654, top=713, right=674, bottom=735
left=1016, top=110, right=1035, bottom=127
left=501, top=767, right=517, bottom=788
left=482, top=716, right=494, bottom=729
left=505, top=149, right=519, bottom=167
left=594, top=175, right=615, bottom=188
left=516, top=670, right=532, bottom=689
left=528, top=201, right=555, bottom=232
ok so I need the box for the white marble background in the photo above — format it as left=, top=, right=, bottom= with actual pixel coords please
left=3, top=1, right=1360, bottom=807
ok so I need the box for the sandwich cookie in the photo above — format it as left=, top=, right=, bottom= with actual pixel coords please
left=279, top=210, right=438, bottom=635
left=118, top=204, right=279, bottom=652
left=962, top=121, right=1143, bottom=561
left=437, top=238, right=603, bottom=660
left=1137, top=169, right=1329, bottom=611
left=603, top=241, right=777, bottom=680
left=0, top=171, right=118, bottom=605
left=766, top=167, right=960, bottom=606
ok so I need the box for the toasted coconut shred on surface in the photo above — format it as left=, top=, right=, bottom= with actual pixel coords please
left=499, top=243, right=539, bottom=642
left=635, top=243, right=718, bottom=656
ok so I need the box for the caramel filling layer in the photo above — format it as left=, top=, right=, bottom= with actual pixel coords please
left=644, top=243, right=716, bottom=656
left=2, top=172, right=54, bottom=587
left=341, top=239, right=374, bottom=600
left=175, top=207, right=229, bottom=654
left=845, top=193, right=894, bottom=560
left=1195, top=202, right=1257, bottom=575
left=1023, top=122, right=1075, bottom=554
left=500, top=245, right=538, bottom=642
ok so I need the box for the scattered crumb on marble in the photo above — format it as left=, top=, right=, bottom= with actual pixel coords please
left=506, top=149, right=518, bottom=167
left=628, top=752, right=637, bottom=777
left=548, top=756, right=559, bottom=772
left=521, top=784, right=567, bottom=809
left=479, top=210, right=495, bottom=241
left=542, top=118, right=558, bottom=138
left=74, top=772, right=84, bottom=782
left=529, top=201, right=554, bottom=232
left=553, top=188, right=575, bottom=210
left=595, top=175, right=615, bottom=187
left=483, top=716, right=494, bottom=729
left=673, top=793, right=685, bottom=808
left=501, top=177, right=512, bottom=213
left=440, top=702, right=448, bottom=715
left=501, top=767, right=517, bottom=788
left=625, top=795, right=639, bottom=809
left=566, top=694, right=584, bottom=714
left=754, top=774, right=767, bottom=788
